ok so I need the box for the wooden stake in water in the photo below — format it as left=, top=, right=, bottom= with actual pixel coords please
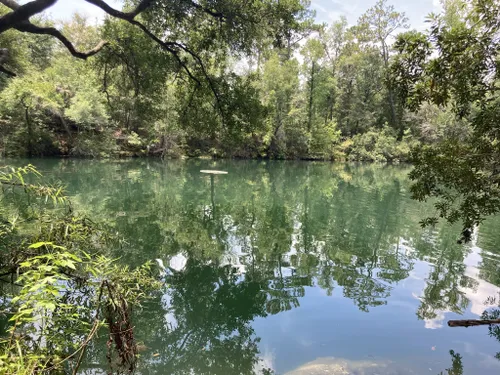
left=200, top=170, right=228, bottom=218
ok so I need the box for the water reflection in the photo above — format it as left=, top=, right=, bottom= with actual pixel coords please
left=23, top=159, right=500, bottom=374
left=140, top=260, right=269, bottom=374
left=285, top=357, right=414, bottom=375
left=439, top=351, right=463, bottom=375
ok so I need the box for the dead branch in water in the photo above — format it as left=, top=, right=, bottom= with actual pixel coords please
left=448, top=319, right=500, bottom=327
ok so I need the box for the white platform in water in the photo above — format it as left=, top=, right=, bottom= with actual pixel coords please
left=200, top=170, right=228, bottom=174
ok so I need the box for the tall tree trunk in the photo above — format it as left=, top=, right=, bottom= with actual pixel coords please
left=24, top=106, right=33, bottom=157
left=257, top=47, right=261, bottom=75
left=308, top=61, right=315, bottom=133
left=327, top=64, right=336, bottom=123
left=268, top=100, right=283, bottom=158
left=286, top=38, right=292, bottom=61
left=388, top=89, right=399, bottom=136
left=382, top=42, right=398, bottom=135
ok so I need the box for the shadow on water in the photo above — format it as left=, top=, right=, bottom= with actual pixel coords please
left=11, top=159, right=500, bottom=375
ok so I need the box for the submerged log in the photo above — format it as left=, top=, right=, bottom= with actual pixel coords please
left=448, top=319, right=500, bottom=327
left=200, top=170, right=228, bottom=174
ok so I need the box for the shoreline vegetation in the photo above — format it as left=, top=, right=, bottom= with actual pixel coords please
left=0, top=0, right=446, bottom=164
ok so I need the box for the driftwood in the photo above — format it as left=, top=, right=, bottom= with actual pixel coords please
left=200, top=170, right=228, bottom=175
left=448, top=319, right=500, bottom=327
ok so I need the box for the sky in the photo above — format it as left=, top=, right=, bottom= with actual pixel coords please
left=28, top=0, right=442, bottom=30
left=311, top=0, right=441, bottom=30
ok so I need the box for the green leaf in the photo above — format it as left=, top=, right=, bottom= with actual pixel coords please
left=29, top=242, right=52, bottom=249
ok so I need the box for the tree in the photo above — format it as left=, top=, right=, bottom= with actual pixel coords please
left=301, top=38, right=323, bottom=133
left=0, top=0, right=312, bottom=116
left=0, top=0, right=308, bottom=76
left=0, top=0, right=435, bottom=160
left=0, top=0, right=108, bottom=59
left=0, top=0, right=317, bottom=158
left=318, top=16, right=348, bottom=124
left=0, top=33, right=109, bottom=156
left=357, top=0, right=409, bottom=137
left=390, top=0, right=500, bottom=232
left=259, top=53, right=301, bottom=157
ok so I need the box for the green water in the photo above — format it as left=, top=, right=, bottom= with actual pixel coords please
left=16, top=159, right=500, bottom=374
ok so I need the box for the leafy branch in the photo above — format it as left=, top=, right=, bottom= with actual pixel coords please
left=0, top=164, right=68, bottom=205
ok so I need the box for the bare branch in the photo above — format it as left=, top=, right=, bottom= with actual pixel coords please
left=142, top=31, right=224, bottom=122
left=15, top=21, right=108, bottom=59
left=170, top=42, right=225, bottom=122
left=1, top=0, right=107, bottom=61
left=0, top=0, right=57, bottom=33
left=0, top=0, right=225, bottom=120
left=448, top=318, right=500, bottom=327
left=125, top=19, right=200, bottom=85
left=83, top=0, right=225, bottom=117
left=0, top=64, right=16, bottom=76
left=0, top=0, right=21, bottom=10
left=83, top=0, right=153, bottom=20
left=188, top=0, right=226, bottom=20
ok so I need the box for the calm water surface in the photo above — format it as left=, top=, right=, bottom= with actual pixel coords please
left=18, top=159, right=500, bottom=374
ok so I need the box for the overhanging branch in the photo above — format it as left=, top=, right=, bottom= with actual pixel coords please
left=188, top=0, right=226, bottom=20
left=1, top=0, right=108, bottom=60
left=0, top=0, right=57, bottom=33
left=127, top=19, right=201, bottom=86
left=15, top=22, right=108, bottom=59
left=84, top=0, right=225, bottom=120
left=170, top=42, right=225, bottom=122
left=0, top=64, right=16, bottom=76
left=83, top=0, right=154, bottom=21
left=0, top=0, right=226, bottom=120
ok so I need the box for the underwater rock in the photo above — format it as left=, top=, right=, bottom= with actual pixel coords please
left=285, top=357, right=415, bottom=375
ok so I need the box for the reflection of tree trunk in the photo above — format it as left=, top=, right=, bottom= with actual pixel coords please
left=303, top=166, right=310, bottom=253
left=308, top=61, right=315, bottom=133
left=396, top=236, right=400, bottom=261
left=210, top=174, right=215, bottom=219
left=277, top=253, right=283, bottom=280
left=370, top=183, right=398, bottom=273
left=165, top=330, right=194, bottom=364
left=250, top=195, right=256, bottom=273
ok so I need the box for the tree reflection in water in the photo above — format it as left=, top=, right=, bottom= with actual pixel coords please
left=30, top=159, right=500, bottom=374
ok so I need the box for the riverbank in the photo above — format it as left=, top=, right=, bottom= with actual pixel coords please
left=0, top=126, right=416, bottom=163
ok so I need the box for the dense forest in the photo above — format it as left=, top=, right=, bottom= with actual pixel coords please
left=0, top=0, right=471, bottom=162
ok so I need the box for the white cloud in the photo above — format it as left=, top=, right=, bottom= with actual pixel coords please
left=413, top=244, right=500, bottom=330
left=432, top=0, right=444, bottom=12
left=424, top=311, right=445, bottom=329
left=256, top=347, right=276, bottom=374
